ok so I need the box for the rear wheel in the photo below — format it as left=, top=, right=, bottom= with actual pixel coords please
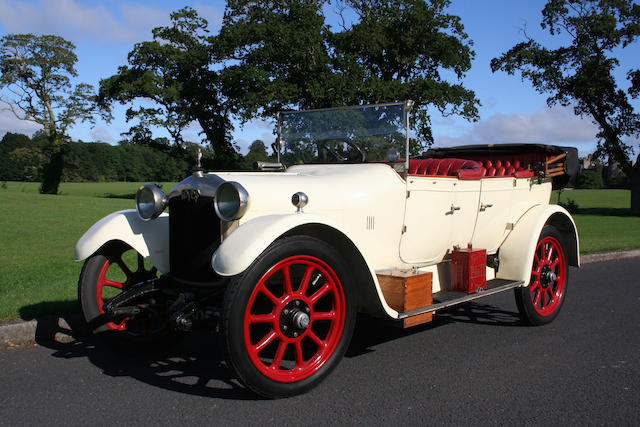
left=515, top=225, right=568, bottom=325
left=222, top=236, right=356, bottom=398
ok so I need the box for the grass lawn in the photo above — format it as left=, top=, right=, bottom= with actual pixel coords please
left=0, top=183, right=638, bottom=321
left=552, top=189, right=640, bottom=253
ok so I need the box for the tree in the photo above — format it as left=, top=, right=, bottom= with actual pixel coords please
left=491, top=0, right=640, bottom=214
left=99, top=7, right=238, bottom=169
left=213, top=0, right=479, bottom=149
left=332, top=0, right=480, bottom=145
left=0, top=34, right=108, bottom=193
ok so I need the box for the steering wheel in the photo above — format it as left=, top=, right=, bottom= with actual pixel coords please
left=317, top=138, right=366, bottom=163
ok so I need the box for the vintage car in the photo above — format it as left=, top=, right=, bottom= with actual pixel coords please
left=74, top=101, right=580, bottom=398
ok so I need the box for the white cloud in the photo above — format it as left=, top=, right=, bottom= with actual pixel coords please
left=89, top=125, right=115, bottom=143
left=436, top=105, right=600, bottom=147
left=0, top=0, right=175, bottom=45
left=0, top=108, right=41, bottom=137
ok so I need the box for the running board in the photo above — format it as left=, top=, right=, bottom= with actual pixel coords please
left=397, top=279, right=525, bottom=319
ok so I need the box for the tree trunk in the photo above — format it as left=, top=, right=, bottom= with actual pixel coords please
left=631, top=169, right=640, bottom=216
left=39, top=135, right=64, bottom=195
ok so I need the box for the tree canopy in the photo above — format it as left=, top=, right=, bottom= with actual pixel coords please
left=214, top=0, right=480, bottom=148
left=101, top=1, right=479, bottom=158
left=99, top=7, right=238, bottom=168
left=491, top=0, right=640, bottom=213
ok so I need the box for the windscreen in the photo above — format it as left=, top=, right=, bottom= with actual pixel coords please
left=278, top=102, right=408, bottom=164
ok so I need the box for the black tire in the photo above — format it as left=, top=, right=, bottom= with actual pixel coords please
left=515, top=225, right=569, bottom=325
left=222, top=236, right=356, bottom=398
left=78, top=242, right=174, bottom=344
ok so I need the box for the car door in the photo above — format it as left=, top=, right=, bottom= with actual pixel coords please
left=400, top=176, right=480, bottom=264
left=471, top=178, right=514, bottom=252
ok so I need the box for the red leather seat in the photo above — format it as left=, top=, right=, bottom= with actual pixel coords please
left=408, top=158, right=483, bottom=179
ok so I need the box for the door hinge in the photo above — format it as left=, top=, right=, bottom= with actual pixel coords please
left=406, top=191, right=410, bottom=199
left=402, top=225, right=407, bottom=233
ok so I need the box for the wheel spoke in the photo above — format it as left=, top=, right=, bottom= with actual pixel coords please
left=254, top=329, right=278, bottom=353
left=103, top=279, right=123, bottom=289
left=547, top=245, right=554, bottom=261
left=259, top=284, right=280, bottom=305
left=249, top=313, right=276, bottom=324
left=282, top=265, right=293, bottom=296
left=137, top=253, right=144, bottom=272
left=115, top=257, right=133, bottom=278
left=298, top=265, right=315, bottom=296
left=294, top=341, right=304, bottom=367
left=533, top=290, right=541, bottom=307
left=310, top=283, right=331, bottom=304
left=307, top=330, right=325, bottom=348
left=271, top=341, right=287, bottom=369
left=313, top=311, right=336, bottom=321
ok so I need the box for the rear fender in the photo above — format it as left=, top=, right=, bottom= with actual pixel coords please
left=498, top=204, right=580, bottom=284
left=74, top=210, right=169, bottom=273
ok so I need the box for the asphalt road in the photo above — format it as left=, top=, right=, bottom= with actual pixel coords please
left=1, top=257, right=639, bottom=426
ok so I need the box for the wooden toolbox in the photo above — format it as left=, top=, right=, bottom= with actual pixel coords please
left=377, top=270, right=433, bottom=328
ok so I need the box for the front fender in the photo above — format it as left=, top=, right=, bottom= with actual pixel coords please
left=213, top=214, right=351, bottom=276
left=498, top=204, right=580, bottom=284
left=74, top=210, right=169, bottom=273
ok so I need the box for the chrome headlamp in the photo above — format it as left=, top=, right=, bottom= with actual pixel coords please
left=135, top=184, right=167, bottom=221
left=214, top=181, right=249, bottom=222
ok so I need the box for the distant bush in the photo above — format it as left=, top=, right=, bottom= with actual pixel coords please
left=558, top=198, right=579, bottom=213
left=576, top=170, right=603, bottom=189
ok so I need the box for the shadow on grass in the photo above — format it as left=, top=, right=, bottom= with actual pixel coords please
left=574, top=207, right=635, bottom=217
left=101, top=192, right=136, bottom=199
left=18, top=300, right=79, bottom=320
left=24, top=299, right=523, bottom=399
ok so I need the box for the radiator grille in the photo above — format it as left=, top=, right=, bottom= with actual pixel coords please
left=169, top=195, right=221, bottom=282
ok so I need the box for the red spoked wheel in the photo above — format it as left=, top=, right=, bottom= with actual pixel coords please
left=78, top=243, right=160, bottom=335
left=244, top=255, right=346, bottom=382
left=515, top=225, right=569, bottom=325
left=223, top=236, right=356, bottom=398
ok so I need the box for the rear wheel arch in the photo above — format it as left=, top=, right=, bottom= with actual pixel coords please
left=546, top=212, right=579, bottom=267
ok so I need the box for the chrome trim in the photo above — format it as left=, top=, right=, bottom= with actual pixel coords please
left=135, top=184, right=167, bottom=221
left=169, top=173, right=226, bottom=200
left=291, top=192, right=308, bottom=213
left=214, top=181, right=249, bottom=221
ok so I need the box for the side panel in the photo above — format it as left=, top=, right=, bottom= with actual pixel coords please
left=400, top=177, right=455, bottom=263
left=74, top=210, right=170, bottom=273
left=497, top=204, right=579, bottom=284
left=211, top=213, right=399, bottom=318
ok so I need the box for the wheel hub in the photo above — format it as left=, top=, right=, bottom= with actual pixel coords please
left=279, top=299, right=310, bottom=338
left=540, top=265, right=556, bottom=288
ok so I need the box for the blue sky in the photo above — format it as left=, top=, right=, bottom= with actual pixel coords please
left=1, top=0, right=638, bottom=157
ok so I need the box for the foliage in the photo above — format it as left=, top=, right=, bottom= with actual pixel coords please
left=99, top=7, right=238, bottom=169
left=212, top=0, right=479, bottom=150
left=576, top=169, right=604, bottom=189
left=0, top=132, right=192, bottom=182
left=490, top=0, right=640, bottom=213
left=0, top=33, right=110, bottom=194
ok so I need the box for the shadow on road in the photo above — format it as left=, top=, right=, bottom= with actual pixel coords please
left=29, top=300, right=522, bottom=400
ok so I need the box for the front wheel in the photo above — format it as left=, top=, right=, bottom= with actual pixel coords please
left=222, top=236, right=356, bottom=398
left=78, top=242, right=173, bottom=342
left=515, top=225, right=569, bottom=325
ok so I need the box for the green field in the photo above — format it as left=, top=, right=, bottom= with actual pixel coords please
left=0, top=184, right=638, bottom=321
left=551, top=189, right=640, bottom=253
